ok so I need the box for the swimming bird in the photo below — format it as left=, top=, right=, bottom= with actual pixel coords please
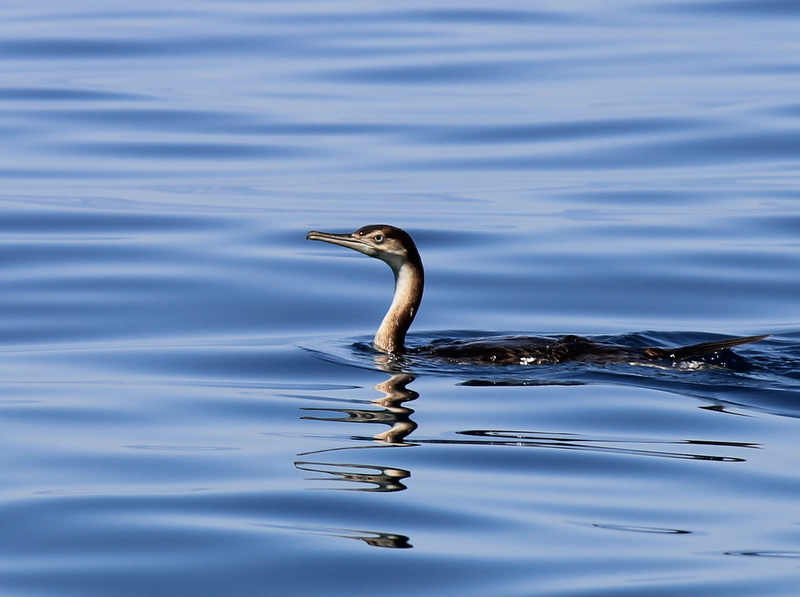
left=306, top=225, right=767, bottom=365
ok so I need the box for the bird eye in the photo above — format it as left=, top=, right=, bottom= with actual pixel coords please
left=373, top=234, right=384, bottom=243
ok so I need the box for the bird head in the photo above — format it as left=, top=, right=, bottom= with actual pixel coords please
left=306, top=225, right=421, bottom=273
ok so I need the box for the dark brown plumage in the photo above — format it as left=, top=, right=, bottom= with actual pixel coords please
left=415, top=333, right=767, bottom=365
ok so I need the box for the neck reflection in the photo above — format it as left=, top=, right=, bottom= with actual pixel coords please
left=300, top=372, right=419, bottom=446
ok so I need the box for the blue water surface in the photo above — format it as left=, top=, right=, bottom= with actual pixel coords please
left=1, top=1, right=800, bottom=595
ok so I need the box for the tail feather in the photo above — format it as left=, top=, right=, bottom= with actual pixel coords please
left=665, top=334, right=768, bottom=361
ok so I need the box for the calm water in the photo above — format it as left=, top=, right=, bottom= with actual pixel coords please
left=1, top=1, right=800, bottom=595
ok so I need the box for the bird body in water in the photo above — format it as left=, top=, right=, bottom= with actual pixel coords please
left=306, top=225, right=767, bottom=366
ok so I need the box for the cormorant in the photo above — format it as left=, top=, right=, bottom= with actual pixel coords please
left=306, top=225, right=767, bottom=365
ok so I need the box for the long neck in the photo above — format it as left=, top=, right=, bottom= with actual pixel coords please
left=373, top=259, right=424, bottom=354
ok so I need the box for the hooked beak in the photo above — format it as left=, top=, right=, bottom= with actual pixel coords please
left=306, top=230, right=374, bottom=255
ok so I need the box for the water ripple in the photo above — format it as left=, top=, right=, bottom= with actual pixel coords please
left=65, top=141, right=311, bottom=160
left=0, top=87, right=146, bottom=101
left=666, top=0, right=800, bottom=16
left=1, top=1, right=800, bottom=596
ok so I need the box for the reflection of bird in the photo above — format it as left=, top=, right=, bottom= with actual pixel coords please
left=294, top=461, right=411, bottom=492
left=307, top=225, right=767, bottom=365
left=299, top=373, right=418, bottom=444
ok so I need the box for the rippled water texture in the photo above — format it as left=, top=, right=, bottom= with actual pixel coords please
left=1, top=1, right=800, bottom=596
